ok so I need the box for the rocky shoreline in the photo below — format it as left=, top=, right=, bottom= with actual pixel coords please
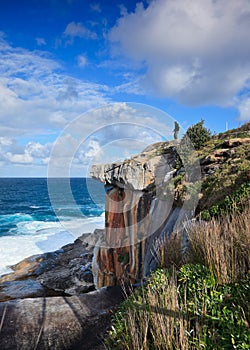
left=0, top=230, right=104, bottom=302
left=0, top=229, right=128, bottom=350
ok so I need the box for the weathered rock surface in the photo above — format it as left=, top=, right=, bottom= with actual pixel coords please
left=91, top=141, right=197, bottom=288
left=0, top=234, right=96, bottom=302
left=222, top=137, right=250, bottom=147
left=90, top=141, right=178, bottom=191
left=0, top=279, right=47, bottom=301
left=0, top=286, right=125, bottom=350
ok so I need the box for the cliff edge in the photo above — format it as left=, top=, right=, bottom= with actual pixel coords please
left=91, top=124, right=250, bottom=288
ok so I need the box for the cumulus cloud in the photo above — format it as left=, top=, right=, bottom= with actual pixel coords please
left=238, top=98, right=250, bottom=121
left=63, top=21, right=97, bottom=40
left=1, top=139, right=53, bottom=166
left=110, top=0, right=250, bottom=117
left=75, top=139, right=104, bottom=166
left=5, top=151, right=33, bottom=164
left=0, top=137, right=12, bottom=148
left=0, top=35, right=110, bottom=139
left=25, top=141, right=52, bottom=158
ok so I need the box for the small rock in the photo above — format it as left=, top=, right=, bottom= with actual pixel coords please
left=0, top=279, right=46, bottom=302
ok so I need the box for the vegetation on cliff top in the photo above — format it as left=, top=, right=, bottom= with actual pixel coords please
left=176, top=121, right=250, bottom=218
left=105, top=122, right=250, bottom=350
left=197, top=122, right=250, bottom=218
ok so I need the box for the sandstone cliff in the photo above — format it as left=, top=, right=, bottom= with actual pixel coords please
left=90, top=141, right=200, bottom=288
left=91, top=127, right=250, bottom=288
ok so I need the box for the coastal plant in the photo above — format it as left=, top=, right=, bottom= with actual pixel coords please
left=105, top=202, right=250, bottom=349
left=201, top=182, right=250, bottom=220
left=106, top=265, right=250, bottom=349
left=178, top=264, right=250, bottom=350
left=106, top=268, right=191, bottom=350
left=187, top=201, right=250, bottom=283
left=185, top=119, right=211, bottom=151
left=156, top=231, right=187, bottom=269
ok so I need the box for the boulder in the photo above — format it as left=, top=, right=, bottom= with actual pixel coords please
left=0, top=286, right=125, bottom=350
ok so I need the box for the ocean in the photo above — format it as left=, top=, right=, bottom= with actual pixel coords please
left=0, top=178, right=105, bottom=276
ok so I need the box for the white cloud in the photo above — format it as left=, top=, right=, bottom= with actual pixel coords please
left=85, top=140, right=102, bottom=157
left=1, top=139, right=53, bottom=166
left=77, top=54, right=88, bottom=67
left=238, top=98, right=250, bottom=121
left=36, top=37, right=46, bottom=46
left=5, top=151, right=33, bottom=164
left=25, top=141, right=52, bottom=158
left=0, top=35, right=110, bottom=139
left=109, top=0, right=250, bottom=109
left=75, top=139, right=104, bottom=165
left=63, top=21, right=97, bottom=40
left=0, top=137, right=12, bottom=147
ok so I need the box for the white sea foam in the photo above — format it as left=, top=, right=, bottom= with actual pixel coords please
left=0, top=213, right=33, bottom=223
left=0, top=215, right=104, bottom=277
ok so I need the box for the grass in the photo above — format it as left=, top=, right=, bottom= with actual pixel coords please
left=197, top=139, right=250, bottom=213
left=187, top=202, right=250, bottom=284
left=105, top=202, right=250, bottom=349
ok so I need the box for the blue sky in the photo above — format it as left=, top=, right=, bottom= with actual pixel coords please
left=0, top=0, right=249, bottom=177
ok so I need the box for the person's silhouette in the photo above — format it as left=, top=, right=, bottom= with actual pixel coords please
left=173, top=122, right=180, bottom=140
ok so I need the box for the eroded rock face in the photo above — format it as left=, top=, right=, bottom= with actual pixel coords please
left=91, top=141, right=195, bottom=288
left=0, top=234, right=95, bottom=302
left=0, top=286, right=125, bottom=350
left=90, top=142, right=178, bottom=191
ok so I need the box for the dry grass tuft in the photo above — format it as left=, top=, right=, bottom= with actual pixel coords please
left=157, top=201, right=250, bottom=283
left=156, top=231, right=187, bottom=269
left=187, top=201, right=250, bottom=283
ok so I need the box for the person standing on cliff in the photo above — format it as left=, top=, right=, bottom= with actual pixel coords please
left=173, top=121, right=180, bottom=140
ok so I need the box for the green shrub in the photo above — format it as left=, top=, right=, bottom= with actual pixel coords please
left=201, top=182, right=250, bottom=220
left=186, top=119, right=211, bottom=150
left=106, top=266, right=250, bottom=349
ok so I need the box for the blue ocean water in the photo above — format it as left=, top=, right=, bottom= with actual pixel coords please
left=0, top=178, right=105, bottom=275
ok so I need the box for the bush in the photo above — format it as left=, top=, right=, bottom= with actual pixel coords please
left=175, top=119, right=211, bottom=169
left=186, top=119, right=211, bottom=150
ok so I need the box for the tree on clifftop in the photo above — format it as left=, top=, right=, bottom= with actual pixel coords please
left=186, top=119, right=211, bottom=150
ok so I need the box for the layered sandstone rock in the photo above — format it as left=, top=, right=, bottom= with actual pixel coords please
left=91, top=141, right=196, bottom=288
